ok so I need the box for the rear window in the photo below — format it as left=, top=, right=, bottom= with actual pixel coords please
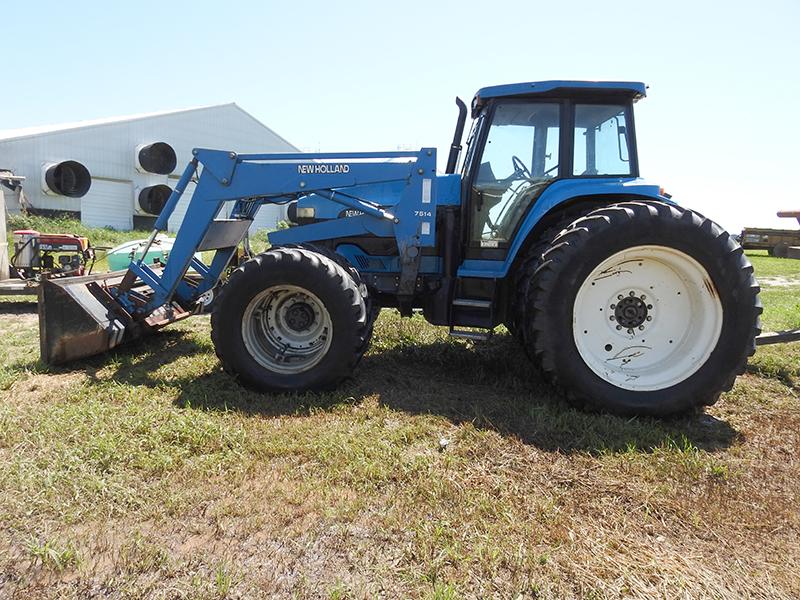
left=573, top=104, right=632, bottom=176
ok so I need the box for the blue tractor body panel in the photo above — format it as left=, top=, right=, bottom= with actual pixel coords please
left=123, top=147, right=439, bottom=314
left=457, top=178, right=670, bottom=278
left=277, top=173, right=670, bottom=280
left=269, top=172, right=460, bottom=279
left=286, top=173, right=462, bottom=221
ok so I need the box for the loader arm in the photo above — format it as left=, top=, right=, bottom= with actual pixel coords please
left=40, top=147, right=438, bottom=364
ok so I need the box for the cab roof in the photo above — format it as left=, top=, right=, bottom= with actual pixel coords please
left=472, top=80, right=647, bottom=116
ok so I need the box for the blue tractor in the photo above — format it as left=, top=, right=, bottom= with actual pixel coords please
left=40, top=81, right=762, bottom=416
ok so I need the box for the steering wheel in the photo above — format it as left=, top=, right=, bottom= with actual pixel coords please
left=511, top=155, right=532, bottom=179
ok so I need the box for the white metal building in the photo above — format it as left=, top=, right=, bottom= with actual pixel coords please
left=0, top=104, right=299, bottom=233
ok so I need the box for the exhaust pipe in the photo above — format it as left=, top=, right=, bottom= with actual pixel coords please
left=445, top=97, right=468, bottom=174
left=41, top=160, right=91, bottom=197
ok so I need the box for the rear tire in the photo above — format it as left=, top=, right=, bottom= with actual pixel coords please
left=510, top=205, right=609, bottom=346
left=522, top=201, right=761, bottom=416
left=211, top=247, right=368, bottom=391
left=509, top=221, right=570, bottom=343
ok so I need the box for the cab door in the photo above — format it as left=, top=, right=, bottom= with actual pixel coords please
left=464, top=101, right=561, bottom=259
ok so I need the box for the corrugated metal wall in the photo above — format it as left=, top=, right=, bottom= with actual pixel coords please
left=249, top=203, right=284, bottom=234
left=167, top=181, right=195, bottom=233
left=0, top=188, right=8, bottom=280
left=0, top=105, right=296, bottom=233
left=165, top=182, right=284, bottom=235
left=81, top=179, right=133, bottom=230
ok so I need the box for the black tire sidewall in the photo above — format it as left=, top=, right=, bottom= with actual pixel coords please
left=213, top=250, right=364, bottom=391
left=273, top=242, right=375, bottom=360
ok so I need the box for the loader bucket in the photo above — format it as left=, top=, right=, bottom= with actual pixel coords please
left=38, top=272, right=130, bottom=365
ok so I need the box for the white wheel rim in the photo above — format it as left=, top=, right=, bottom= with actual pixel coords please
left=572, top=245, right=723, bottom=392
left=242, top=285, right=333, bottom=375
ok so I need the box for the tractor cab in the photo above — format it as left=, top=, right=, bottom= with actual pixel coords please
left=460, top=81, right=645, bottom=258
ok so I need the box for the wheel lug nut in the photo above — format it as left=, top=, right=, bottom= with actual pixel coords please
left=618, top=294, right=623, bottom=300
left=638, top=325, right=645, bottom=330
left=610, top=316, right=615, bottom=321
left=627, top=328, right=634, bottom=334
left=616, top=325, right=622, bottom=330
left=640, top=295, right=646, bottom=300
left=610, top=304, right=616, bottom=309
left=629, top=291, right=635, bottom=296
left=646, top=316, right=652, bottom=321
left=647, top=304, right=653, bottom=309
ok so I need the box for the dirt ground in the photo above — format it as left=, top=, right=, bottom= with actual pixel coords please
left=1, top=299, right=799, bottom=598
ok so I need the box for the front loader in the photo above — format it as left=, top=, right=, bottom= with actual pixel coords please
left=40, top=80, right=762, bottom=416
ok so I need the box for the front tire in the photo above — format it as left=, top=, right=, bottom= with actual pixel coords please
left=211, top=247, right=368, bottom=391
left=273, top=242, right=376, bottom=360
left=522, top=201, right=761, bottom=416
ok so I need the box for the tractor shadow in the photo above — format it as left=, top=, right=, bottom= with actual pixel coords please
left=352, top=335, right=738, bottom=454
left=82, top=329, right=210, bottom=385
left=59, top=316, right=740, bottom=456
left=153, top=331, right=738, bottom=455
left=0, top=299, right=38, bottom=315
left=0, top=296, right=740, bottom=454
left=32, top=328, right=210, bottom=385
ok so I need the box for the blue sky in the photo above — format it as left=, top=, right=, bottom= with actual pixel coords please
left=2, top=0, right=799, bottom=232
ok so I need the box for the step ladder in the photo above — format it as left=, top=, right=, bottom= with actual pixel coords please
left=449, top=297, right=493, bottom=341
left=448, top=327, right=491, bottom=341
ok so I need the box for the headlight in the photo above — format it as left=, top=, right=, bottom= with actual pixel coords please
left=297, top=207, right=316, bottom=219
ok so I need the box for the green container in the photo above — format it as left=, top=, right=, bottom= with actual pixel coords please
left=106, top=237, right=175, bottom=271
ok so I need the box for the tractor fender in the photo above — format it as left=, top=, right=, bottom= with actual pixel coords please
left=459, top=178, right=673, bottom=279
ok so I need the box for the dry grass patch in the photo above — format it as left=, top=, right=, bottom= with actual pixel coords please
left=0, top=271, right=799, bottom=597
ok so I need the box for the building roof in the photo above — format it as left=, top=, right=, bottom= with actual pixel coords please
left=0, top=103, right=297, bottom=149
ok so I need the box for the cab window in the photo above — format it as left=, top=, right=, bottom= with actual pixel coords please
left=470, top=102, right=560, bottom=245
left=573, top=104, right=631, bottom=176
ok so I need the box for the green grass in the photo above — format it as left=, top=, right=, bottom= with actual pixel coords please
left=758, top=288, right=800, bottom=331
left=26, top=537, right=80, bottom=572
left=7, top=213, right=151, bottom=249
left=746, top=256, right=800, bottom=386
left=0, top=218, right=799, bottom=598
left=1, top=310, right=798, bottom=597
left=747, top=249, right=800, bottom=278
left=745, top=250, right=800, bottom=333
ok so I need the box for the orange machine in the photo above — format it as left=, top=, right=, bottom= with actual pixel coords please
left=11, top=230, right=95, bottom=280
